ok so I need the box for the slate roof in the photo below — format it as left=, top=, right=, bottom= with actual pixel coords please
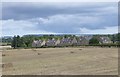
left=45, top=39, right=56, bottom=46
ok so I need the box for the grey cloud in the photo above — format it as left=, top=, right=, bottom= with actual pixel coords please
left=1, top=2, right=118, bottom=35
left=2, top=2, right=117, bottom=20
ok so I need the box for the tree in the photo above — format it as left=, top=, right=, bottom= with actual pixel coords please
left=16, top=35, right=21, bottom=47
left=20, top=37, right=27, bottom=47
left=111, top=34, right=116, bottom=43
left=11, top=35, right=22, bottom=48
left=22, top=35, right=34, bottom=47
left=11, top=36, right=17, bottom=48
left=116, top=33, right=120, bottom=45
left=89, top=37, right=99, bottom=45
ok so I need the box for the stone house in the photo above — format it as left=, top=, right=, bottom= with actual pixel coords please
left=98, top=36, right=112, bottom=44
left=32, top=40, right=46, bottom=47
left=55, top=39, right=61, bottom=46
left=58, top=37, right=73, bottom=46
left=71, top=37, right=78, bottom=45
left=77, top=36, right=89, bottom=45
left=45, top=38, right=57, bottom=46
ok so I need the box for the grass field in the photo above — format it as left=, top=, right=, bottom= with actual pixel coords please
left=2, top=47, right=118, bottom=75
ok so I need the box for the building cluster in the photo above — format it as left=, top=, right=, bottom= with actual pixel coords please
left=32, top=36, right=112, bottom=47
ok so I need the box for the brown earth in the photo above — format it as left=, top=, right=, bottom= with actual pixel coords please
left=2, top=47, right=118, bottom=75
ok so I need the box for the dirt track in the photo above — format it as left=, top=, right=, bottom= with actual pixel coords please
left=2, top=47, right=118, bottom=75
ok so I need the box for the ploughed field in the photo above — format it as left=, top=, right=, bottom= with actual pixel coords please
left=2, top=47, right=118, bottom=75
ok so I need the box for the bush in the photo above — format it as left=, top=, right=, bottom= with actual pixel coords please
left=89, top=37, right=99, bottom=45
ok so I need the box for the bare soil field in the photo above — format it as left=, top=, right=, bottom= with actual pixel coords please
left=2, top=47, right=118, bottom=75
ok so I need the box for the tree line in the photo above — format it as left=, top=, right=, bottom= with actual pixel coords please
left=10, top=33, right=120, bottom=48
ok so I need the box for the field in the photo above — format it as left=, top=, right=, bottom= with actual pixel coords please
left=2, top=47, right=118, bottom=75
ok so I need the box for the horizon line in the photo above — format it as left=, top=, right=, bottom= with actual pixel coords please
left=1, top=32, right=119, bottom=37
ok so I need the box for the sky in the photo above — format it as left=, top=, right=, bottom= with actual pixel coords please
left=1, top=2, right=118, bottom=36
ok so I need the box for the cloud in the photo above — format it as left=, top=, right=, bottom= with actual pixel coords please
left=2, top=2, right=117, bottom=20
left=79, top=26, right=118, bottom=34
left=28, top=14, right=117, bottom=31
left=1, top=2, right=118, bottom=36
left=2, top=14, right=118, bottom=36
left=2, top=19, right=55, bottom=36
left=1, top=0, right=119, bottom=2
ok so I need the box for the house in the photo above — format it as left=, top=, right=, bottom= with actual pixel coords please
left=98, top=36, right=112, bottom=44
left=32, top=40, right=38, bottom=47
left=32, top=40, right=46, bottom=47
left=55, top=39, right=61, bottom=46
left=77, top=36, right=89, bottom=45
left=71, top=37, right=78, bottom=45
left=58, top=37, right=73, bottom=46
left=45, top=38, right=57, bottom=46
